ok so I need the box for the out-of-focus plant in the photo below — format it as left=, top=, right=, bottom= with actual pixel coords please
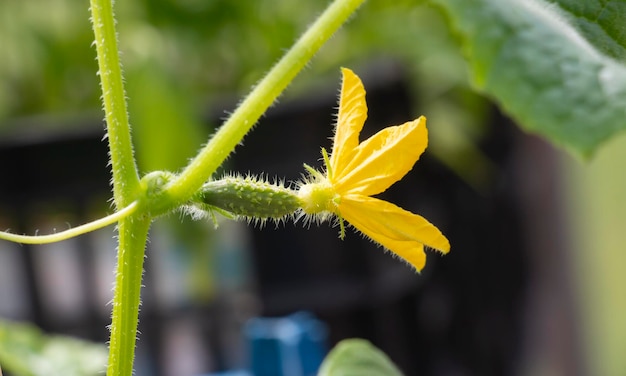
left=318, top=338, right=403, bottom=376
left=0, top=319, right=107, bottom=376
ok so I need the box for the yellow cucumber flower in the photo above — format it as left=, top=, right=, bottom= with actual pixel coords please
left=298, top=68, right=450, bottom=271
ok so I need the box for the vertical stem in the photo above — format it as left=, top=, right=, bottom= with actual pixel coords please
left=90, top=0, right=146, bottom=375
left=90, top=0, right=140, bottom=207
left=106, top=218, right=151, bottom=376
left=166, top=0, right=367, bottom=203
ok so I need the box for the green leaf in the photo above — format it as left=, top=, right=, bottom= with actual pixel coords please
left=318, top=339, right=403, bottom=376
left=431, top=0, right=626, bottom=158
left=549, top=0, right=626, bottom=61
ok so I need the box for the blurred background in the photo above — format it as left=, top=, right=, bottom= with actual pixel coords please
left=1, top=0, right=625, bottom=375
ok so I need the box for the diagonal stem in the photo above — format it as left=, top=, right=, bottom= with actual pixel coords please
left=165, top=0, right=367, bottom=204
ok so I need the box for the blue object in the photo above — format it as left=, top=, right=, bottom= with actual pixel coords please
left=245, top=311, right=328, bottom=376
left=203, top=311, right=328, bottom=376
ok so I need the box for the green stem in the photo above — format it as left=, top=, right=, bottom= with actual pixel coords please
left=106, top=218, right=151, bottom=376
left=166, top=0, right=367, bottom=203
left=90, top=0, right=140, bottom=207
left=90, top=0, right=146, bottom=375
left=0, top=202, right=138, bottom=244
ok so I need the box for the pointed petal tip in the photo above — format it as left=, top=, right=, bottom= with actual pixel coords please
left=340, top=66, right=355, bottom=77
left=408, top=242, right=450, bottom=273
left=424, top=234, right=451, bottom=255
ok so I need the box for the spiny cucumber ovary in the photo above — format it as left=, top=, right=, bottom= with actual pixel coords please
left=197, top=176, right=300, bottom=219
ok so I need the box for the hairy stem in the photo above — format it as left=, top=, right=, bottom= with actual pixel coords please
left=106, top=218, right=151, bottom=376
left=166, top=0, right=367, bottom=203
left=90, top=0, right=146, bottom=375
left=90, top=0, right=140, bottom=207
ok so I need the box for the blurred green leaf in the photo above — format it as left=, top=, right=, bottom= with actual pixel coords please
left=0, top=319, right=107, bottom=376
left=431, top=0, right=626, bottom=158
left=318, top=339, right=403, bottom=376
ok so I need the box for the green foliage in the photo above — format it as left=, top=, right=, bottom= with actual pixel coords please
left=0, top=319, right=107, bottom=376
left=431, top=0, right=626, bottom=158
left=5, top=0, right=626, bottom=160
left=318, top=339, right=404, bottom=376
left=0, top=0, right=327, bottom=123
left=0, top=0, right=96, bottom=119
left=549, top=0, right=626, bottom=61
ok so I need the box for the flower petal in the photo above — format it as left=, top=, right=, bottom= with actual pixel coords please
left=329, top=68, right=368, bottom=180
left=339, top=195, right=450, bottom=271
left=335, top=117, right=428, bottom=196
